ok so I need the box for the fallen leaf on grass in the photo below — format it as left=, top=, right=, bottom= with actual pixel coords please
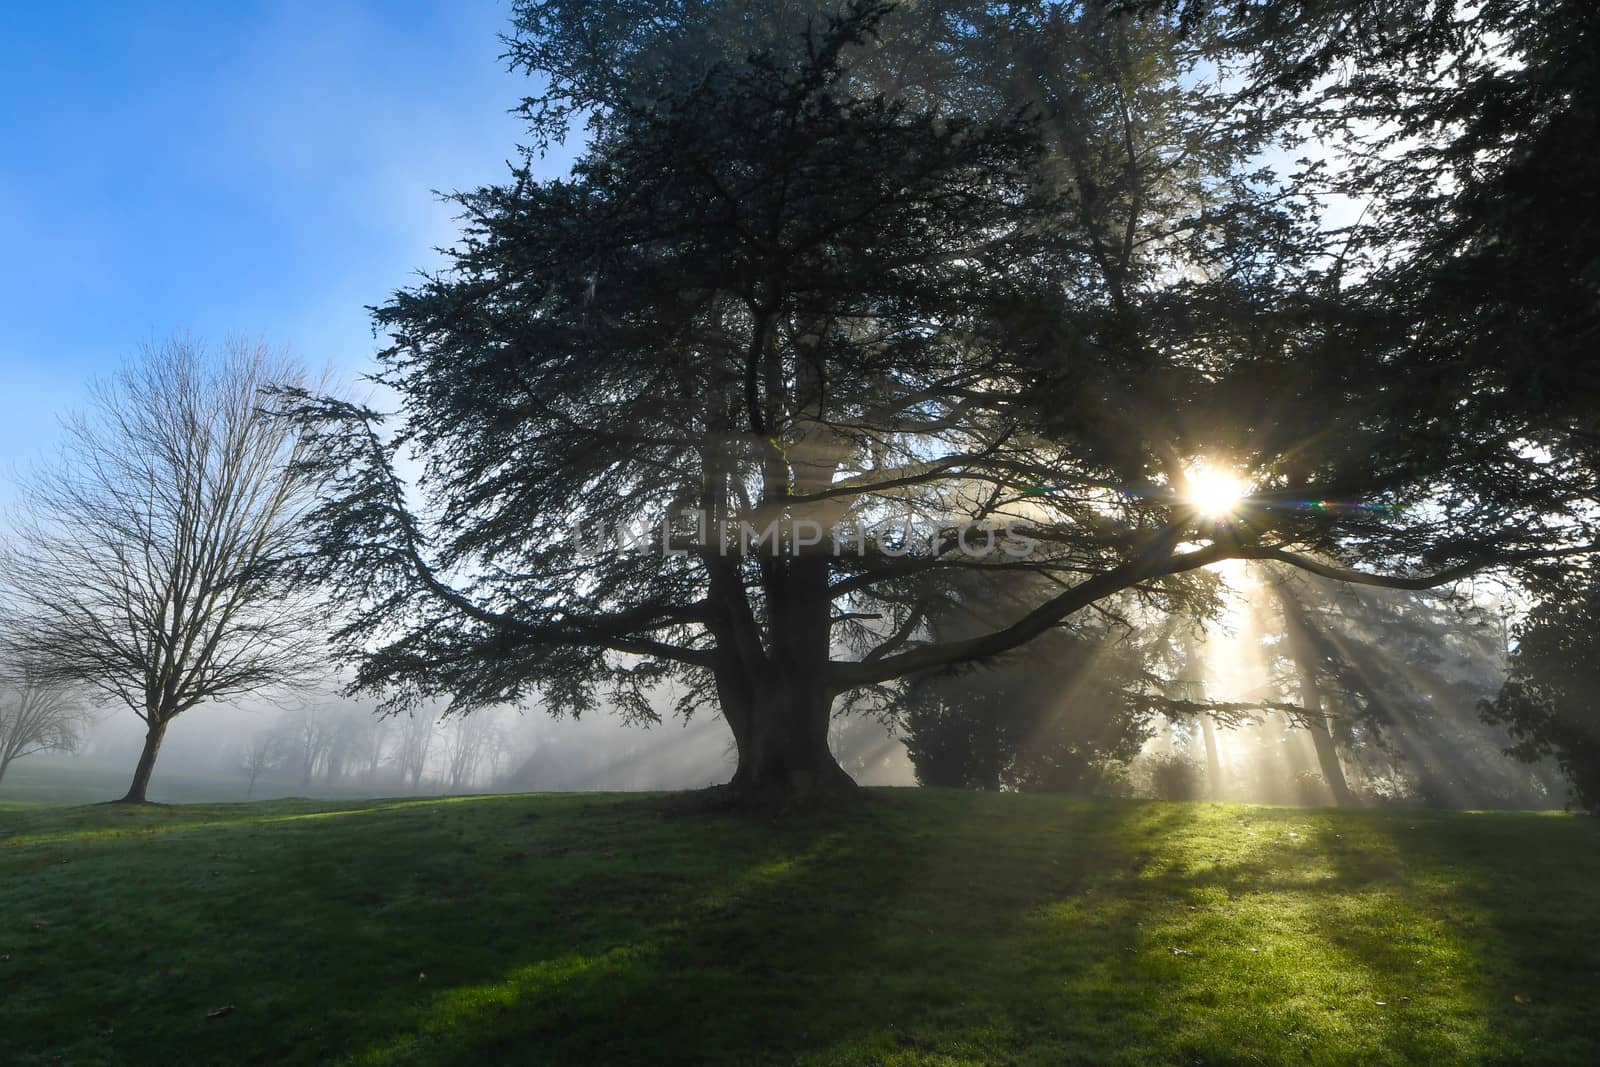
left=1514, top=994, right=1533, bottom=1005
left=30, top=919, right=48, bottom=929
left=206, top=1006, right=235, bottom=1020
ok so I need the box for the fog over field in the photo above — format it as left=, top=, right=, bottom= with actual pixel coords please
left=7, top=692, right=914, bottom=805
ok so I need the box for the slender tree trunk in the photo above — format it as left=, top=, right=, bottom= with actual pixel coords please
left=120, top=719, right=168, bottom=803
left=0, top=752, right=13, bottom=786
left=1304, top=712, right=1354, bottom=807
left=1180, top=629, right=1223, bottom=799
left=1276, top=589, right=1357, bottom=808
left=1200, top=716, right=1223, bottom=800
left=980, top=709, right=1003, bottom=792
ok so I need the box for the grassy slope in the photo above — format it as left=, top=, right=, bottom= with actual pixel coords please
left=2, top=792, right=1598, bottom=1066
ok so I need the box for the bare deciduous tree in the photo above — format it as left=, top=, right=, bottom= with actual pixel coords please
left=298, top=700, right=388, bottom=787
left=235, top=727, right=281, bottom=799
left=392, top=706, right=438, bottom=792
left=0, top=669, right=92, bottom=785
left=0, top=338, right=323, bottom=802
left=356, top=714, right=392, bottom=782
left=275, top=704, right=337, bottom=793
left=439, top=708, right=504, bottom=793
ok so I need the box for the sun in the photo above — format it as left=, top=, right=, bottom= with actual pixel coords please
left=1185, top=463, right=1248, bottom=520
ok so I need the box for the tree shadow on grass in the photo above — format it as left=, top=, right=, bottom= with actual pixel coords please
left=1322, top=809, right=1600, bottom=1066
left=972, top=802, right=1600, bottom=1066
left=339, top=792, right=1170, bottom=1065
left=344, top=796, right=1600, bottom=1066
left=8, top=793, right=1598, bottom=1066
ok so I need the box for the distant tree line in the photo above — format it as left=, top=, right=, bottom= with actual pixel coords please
left=230, top=702, right=513, bottom=799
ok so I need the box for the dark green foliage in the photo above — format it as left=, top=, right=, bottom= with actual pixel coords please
left=899, top=678, right=1010, bottom=790
left=1238, top=0, right=1600, bottom=565
left=900, top=632, right=1154, bottom=793
left=1145, top=752, right=1206, bottom=800
left=1483, top=572, right=1600, bottom=812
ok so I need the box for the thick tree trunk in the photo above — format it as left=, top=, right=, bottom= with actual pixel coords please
left=714, top=626, right=855, bottom=802
left=726, top=683, right=855, bottom=801
left=710, top=555, right=857, bottom=804
left=119, top=719, right=169, bottom=803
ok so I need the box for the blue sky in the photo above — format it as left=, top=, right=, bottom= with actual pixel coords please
left=0, top=0, right=573, bottom=485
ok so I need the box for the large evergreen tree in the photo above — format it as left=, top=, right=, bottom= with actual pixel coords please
left=1237, top=0, right=1600, bottom=807
left=283, top=1, right=1594, bottom=801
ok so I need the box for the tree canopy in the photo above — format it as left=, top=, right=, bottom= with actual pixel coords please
left=282, top=0, right=1598, bottom=801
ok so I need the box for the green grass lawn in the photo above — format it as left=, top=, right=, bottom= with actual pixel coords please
left=3, top=791, right=1598, bottom=1065
left=0, top=759, right=402, bottom=806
